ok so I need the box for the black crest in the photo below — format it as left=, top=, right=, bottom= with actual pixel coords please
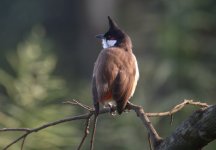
left=108, top=16, right=119, bottom=30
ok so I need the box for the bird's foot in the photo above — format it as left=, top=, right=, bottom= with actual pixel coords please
left=104, top=103, right=117, bottom=116
left=125, top=102, right=133, bottom=112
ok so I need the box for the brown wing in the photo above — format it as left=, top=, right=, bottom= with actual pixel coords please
left=92, top=48, right=118, bottom=113
left=92, top=76, right=99, bottom=114
left=112, top=69, right=135, bottom=114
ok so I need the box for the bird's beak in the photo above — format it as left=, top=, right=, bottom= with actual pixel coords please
left=95, top=34, right=104, bottom=39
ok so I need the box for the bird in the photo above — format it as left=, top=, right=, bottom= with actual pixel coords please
left=92, top=16, right=139, bottom=115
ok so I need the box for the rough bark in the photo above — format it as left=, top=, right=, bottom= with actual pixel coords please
left=156, top=105, right=216, bottom=150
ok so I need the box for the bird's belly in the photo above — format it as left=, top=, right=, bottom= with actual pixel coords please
left=130, top=57, right=139, bottom=98
left=100, top=91, right=113, bottom=103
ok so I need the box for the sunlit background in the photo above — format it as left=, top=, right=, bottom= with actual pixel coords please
left=0, top=0, right=215, bottom=150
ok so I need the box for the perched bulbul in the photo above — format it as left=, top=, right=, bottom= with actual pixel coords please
left=92, top=16, right=139, bottom=115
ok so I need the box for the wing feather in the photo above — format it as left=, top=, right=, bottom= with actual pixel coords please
left=112, top=70, right=135, bottom=114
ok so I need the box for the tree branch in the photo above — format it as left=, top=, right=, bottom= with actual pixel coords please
left=1, top=113, right=92, bottom=150
left=127, top=102, right=163, bottom=147
left=146, top=99, right=209, bottom=117
left=156, top=104, right=216, bottom=150
left=77, top=118, right=91, bottom=150
left=0, top=99, right=214, bottom=150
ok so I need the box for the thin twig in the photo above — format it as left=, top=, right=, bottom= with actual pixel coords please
left=146, top=99, right=209, bottom=117
left=3, top=132, right=29, bottom=150
left=2, top=113, right=92, bottom=150
left=63, top=99, right=93, bottom=111
left=77, top=117, right=91, bottom=150
left=90, top=114, right=98, bottom=150
left=170, top=114, right=173, bottom=125
left=21, top=135, right=27, bottom=150
left=147, top=133, right=153, bottom=150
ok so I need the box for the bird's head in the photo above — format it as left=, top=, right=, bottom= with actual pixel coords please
left=96, top=16, right=132, bottom=51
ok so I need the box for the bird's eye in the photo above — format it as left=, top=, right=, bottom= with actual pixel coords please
left=108, top=35, right=115, bottom=40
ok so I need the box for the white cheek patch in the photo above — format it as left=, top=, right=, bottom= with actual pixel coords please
left=107, top=40, right=117, bottom=47
left=102, top=39, right=108, bottom=48
left=101, top=39, right=117, bottom=49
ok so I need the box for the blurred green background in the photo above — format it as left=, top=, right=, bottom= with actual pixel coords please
left=0, top=0, right=215, bottom=150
